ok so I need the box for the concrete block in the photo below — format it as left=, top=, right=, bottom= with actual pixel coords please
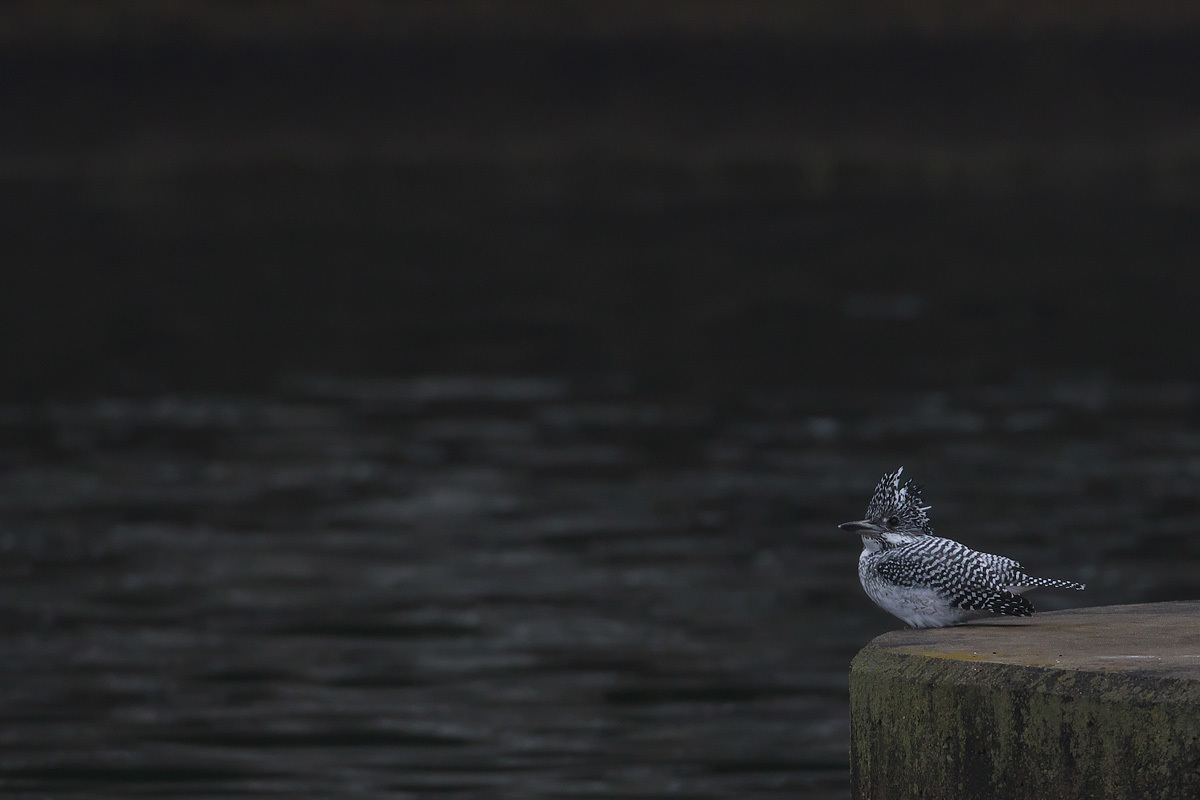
left=850, top=601, right=1200, bottom=799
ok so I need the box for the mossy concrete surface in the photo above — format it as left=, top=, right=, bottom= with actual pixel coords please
left=850, top=601, right=1200, bottom=800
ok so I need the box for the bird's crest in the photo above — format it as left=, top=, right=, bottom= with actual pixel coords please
left=865, top=467, right=933, bottom=534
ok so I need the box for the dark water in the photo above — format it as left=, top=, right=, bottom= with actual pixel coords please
left=0, top=373, right=1193, bottom=798
left=5, top=11, right=1200, bottom=797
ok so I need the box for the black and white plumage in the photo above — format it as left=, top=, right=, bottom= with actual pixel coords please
left=840, top=468, right=1085, bottom=628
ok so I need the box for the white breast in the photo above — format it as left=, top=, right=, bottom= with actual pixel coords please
left=858, top=548, right=984, bottom=628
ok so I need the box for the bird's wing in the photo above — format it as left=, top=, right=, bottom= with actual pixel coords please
left=980, top=552, right=1026, bottom=585
left=875, top=546, right=1035, bottom=617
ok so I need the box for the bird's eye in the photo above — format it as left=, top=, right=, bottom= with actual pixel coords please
left=887, top=516, right=900, bottom=527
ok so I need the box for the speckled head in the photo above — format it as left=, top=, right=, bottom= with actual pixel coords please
left=839, top=466, right=934, bottom=539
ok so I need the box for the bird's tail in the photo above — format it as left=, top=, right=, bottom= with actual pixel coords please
left=1014, top=575, right=1086, bottom=591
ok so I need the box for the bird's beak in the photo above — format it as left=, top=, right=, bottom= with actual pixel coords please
left=839, top=519, right=883, bottom=534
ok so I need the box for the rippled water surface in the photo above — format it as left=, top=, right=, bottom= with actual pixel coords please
left=0, top=374, right=1195, bottom=798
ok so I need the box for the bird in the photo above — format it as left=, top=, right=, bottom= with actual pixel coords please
left=840, top=467, right=1085, bottom=628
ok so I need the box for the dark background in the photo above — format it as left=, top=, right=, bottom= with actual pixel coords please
left=7, top=1, right=1200, bottom=399
left=3, top=3, right=1200, bottom=798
